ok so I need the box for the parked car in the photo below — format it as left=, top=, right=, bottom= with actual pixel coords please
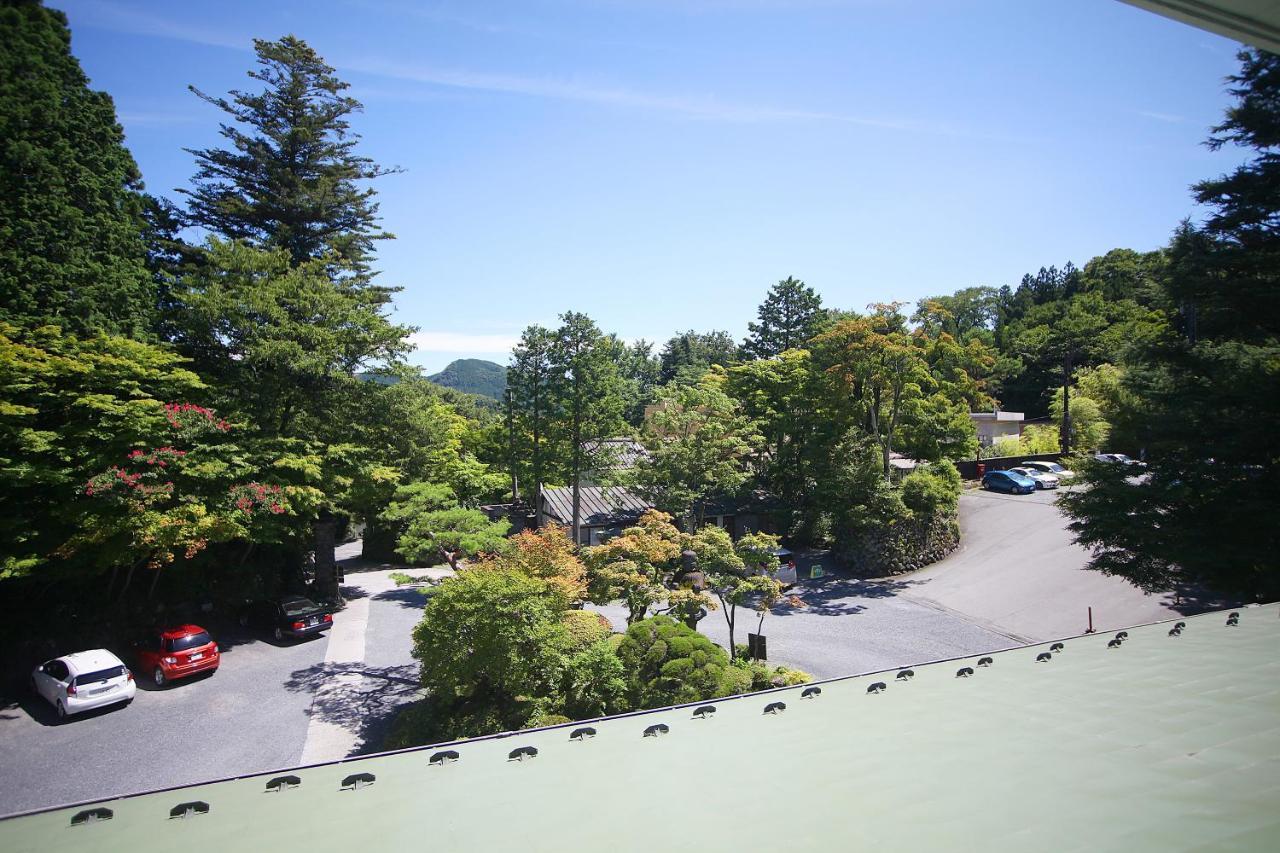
left=1019, top=460, right=1075, bottom=481
left=981, top=469, right=1037, bottom=495
left=239, top=594, right=333, bottom=641
left=31, top=649, right=135, bottom=719
left=1010, top=466, right=1059, bottom=490
left=1108, top=453, right=1144, bottom=467
left=135, top=624, right=219, bottom=687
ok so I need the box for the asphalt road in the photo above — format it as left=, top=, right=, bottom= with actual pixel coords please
left=591, top=487, right=1204, bottom=679
left=899, top=486, right=1199, bottom=641
left=1, top=489, right=1206, bottom=817
left=0, top=548, right=429, bottom=818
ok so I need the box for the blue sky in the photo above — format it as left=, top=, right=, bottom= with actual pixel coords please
left=57, top=0, right=1249, bottom=372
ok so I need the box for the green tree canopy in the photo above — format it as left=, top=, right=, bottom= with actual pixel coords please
left=615, top=615, right=750, bottom=708
left=1061, top=49, right=1280, bottom=600
left=181, top=35, right=397, bottom=280
left=742, top=276, right=825, bottom=359
left=633, top=377, right=761, bottom=527
left=0, top=1, right=153, bottom=337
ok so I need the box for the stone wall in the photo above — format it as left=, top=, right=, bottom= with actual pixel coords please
left=836, top=511, right=960, bottom=576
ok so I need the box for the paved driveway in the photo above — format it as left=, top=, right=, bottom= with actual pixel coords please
left=897, top=487, right=1196, bottom=641
left=0, top=548, right=430, bottom=818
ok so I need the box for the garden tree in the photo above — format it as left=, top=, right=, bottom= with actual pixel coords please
left=508, top=324, right=566, bottom=511
left=170, top=239, right=410, bottom=439
left=911, top=287, right=1000, bottom=344
left=604, top=335, right=661, bottom=426
left=396, top=505, right=511, bottom=570
left=1080, top=248, right=1167, bottom=306
left=741, top=276, right=825, bottom=360
left=727, top=348, right=850, bottom=539
left=378, top=480, right=456, bottom=561
left=1071, top=363, right=1141, bottom=451
left=181, top=35, right=398, bottom=281
left=692, top=526, right=783, bottom=662
left=549, top=312, right=624, bottom=542
left=560, top=635, right=629, bottom=721
left=475, top=522, right=587, bottom=604
left=409, top=568, right=574, bottom=740
left=0, top=1, right=154, bottom=338
left=584, top=510, right=684, bottom=625
left=991, top=423, right=1060, bottom=457
left=0, top=324, right=203, bottom=578
left=1049, top=386, right=1109, bottom=452
left=815, top=304, right=930, bottom=480
left=1062, top=50, right=1280, bottom=599
left=72, top=403, right=299, bottom=600
left=1011, top=292, right=1160, bottom=447
left=615, top=615, right=750, bottom=708
left=632, top=376, right=761, bottom=529
left=658, top=330, right=739, bottom=384
left=346, top=375, right=504, bottom=558
left=899, top=460, right=962, bottom=517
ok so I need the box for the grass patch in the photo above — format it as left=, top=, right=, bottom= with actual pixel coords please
left=389, top=571, right=432, bottom=587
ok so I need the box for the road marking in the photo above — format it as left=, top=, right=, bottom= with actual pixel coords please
left=299, top=595, right=370, bottom=765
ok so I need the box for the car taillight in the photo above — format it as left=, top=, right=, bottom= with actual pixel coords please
left=323, top=613, right=333, bottom=622
left=126, top=669, right=134, bottom=682
left=292, top=621, right=305, bottom=630
left=66, top=683, right=77, bottom=696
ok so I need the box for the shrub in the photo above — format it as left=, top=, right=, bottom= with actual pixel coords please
left=901, top=460, right=961, bottom=516
left=732, top=658, right=813, bottom=690
left=562, top=609, right=613, bottom=650
left=615, top=615, right=751, bottom=708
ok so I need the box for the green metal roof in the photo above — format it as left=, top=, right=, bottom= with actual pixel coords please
left=3, top=604, right=1278, bottom=852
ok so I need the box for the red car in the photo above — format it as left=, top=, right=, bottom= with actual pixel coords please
left=135, top=625, right=220, bottom=687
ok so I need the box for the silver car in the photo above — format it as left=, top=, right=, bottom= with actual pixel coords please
left=1010, top=466, right=1059, bottom=490
left=1020, top=460, right=1075, bottom=481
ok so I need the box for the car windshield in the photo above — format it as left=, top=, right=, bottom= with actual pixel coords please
left=167, top=632, right=212, bottom=652
left=1047, top=463, right=1065, bottom=472
left=282, top=598, right=318, bottom=616
left=74, top=665, right=124, bottom=685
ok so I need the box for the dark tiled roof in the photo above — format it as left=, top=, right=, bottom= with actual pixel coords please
left=540, top=486, right=651, bottom=527
left=583, top=438, right=649, bottom=471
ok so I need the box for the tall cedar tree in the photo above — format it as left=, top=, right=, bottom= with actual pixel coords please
left=508, top=325, right=563, bottom=512
left=0, top=0, right=153, bottom=337
left=550, top=312, right=623, bottom=543
left=177, top=36, right=409, bottom=601
left=181, top=36, right=398, bottom=287
left=742, top=276, right=824, bottom=360
left=1061, top=50, right=1280, bottom=600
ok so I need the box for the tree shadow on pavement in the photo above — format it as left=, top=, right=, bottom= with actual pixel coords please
left=283, top=661, right=421, bottom=755
left=1158, top=583, right=1240, bottom=617
left=370, top=588, right=430, bottom=611
left=769, top=577, right=922, bottom=618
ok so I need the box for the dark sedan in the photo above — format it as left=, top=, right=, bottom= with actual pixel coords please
left=239, top=595, right=333, bottom=642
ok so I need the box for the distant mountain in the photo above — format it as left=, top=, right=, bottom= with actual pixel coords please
left=428, top=359, right=507, bottom=400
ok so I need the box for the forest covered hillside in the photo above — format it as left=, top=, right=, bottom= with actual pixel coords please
left=428, top=359, right=507, bottom=399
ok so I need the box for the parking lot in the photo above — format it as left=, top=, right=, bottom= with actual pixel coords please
left=0, top=552, right=428, bottom=818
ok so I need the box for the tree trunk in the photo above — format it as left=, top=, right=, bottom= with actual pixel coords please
left=312, top=515, right=341, bottom=604
left=147, top=564, right=163, bottom=600
left=720, top=593, right=737, bottom=661
left=571, top=389, right=582, bottom=545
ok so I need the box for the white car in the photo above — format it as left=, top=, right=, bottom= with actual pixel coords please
left=31, top=649, right=135, bottom=719
left=1020, top=460, right=1075, bottom=481
left=1010, top=466, right=1059, bottom=490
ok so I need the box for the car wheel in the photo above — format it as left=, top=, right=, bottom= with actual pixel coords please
left=153, top=667, right=167, bottom=688
left=273, top=626, right=284, bottom=642
left=56, top=700, right=66, bottom=719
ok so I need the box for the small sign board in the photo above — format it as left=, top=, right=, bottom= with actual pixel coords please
left=747, top=633, right=767, bottom=661
left=810, top=565, right=824, bottom=579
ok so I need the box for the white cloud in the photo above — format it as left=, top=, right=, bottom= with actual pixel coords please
left=1138, top=110, right=1187, bottom=124
left=408, top=331, right=520, bottom=354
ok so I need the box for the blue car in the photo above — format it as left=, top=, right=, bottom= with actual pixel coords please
left=981, top=469, right=1037, bottom=495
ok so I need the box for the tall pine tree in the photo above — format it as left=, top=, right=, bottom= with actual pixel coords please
left=181, top=35, right=398, bottom=286
left=0, top=0, right=153, bottom=337
left=741, top=276, right=824, bottom=360
left=1062, top=50, right=1280, bottom=600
